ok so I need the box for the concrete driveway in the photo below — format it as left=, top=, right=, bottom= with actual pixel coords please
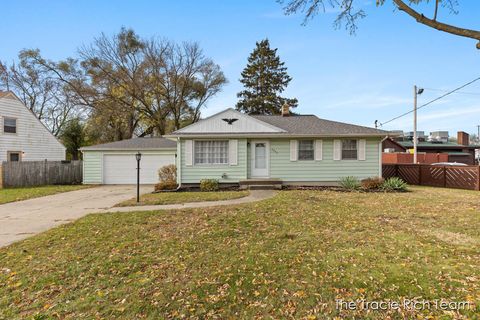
left=0, top=185, right=152, bottom=248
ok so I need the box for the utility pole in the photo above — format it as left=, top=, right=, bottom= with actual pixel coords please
left=477, top=125, right=480, bottom=143
left=413, top=85, right=424, bottom=164
left=413, top=85, right=418, bottom=164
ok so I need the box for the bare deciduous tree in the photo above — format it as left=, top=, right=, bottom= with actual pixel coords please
left=280, top=0, right=480, bottom=49
left=143, top=40, right=227, bottom=130
left=22, top=28, right=227, bottom=140
left=0, top=50, right=82, bottom=135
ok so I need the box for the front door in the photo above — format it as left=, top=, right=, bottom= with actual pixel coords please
left=251, top=140, right=269, bottom=178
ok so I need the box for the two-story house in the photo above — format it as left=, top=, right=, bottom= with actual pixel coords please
left=0, top=91, right=65, bottom=162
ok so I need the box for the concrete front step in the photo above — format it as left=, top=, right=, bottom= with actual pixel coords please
left=239, top=178, right=282, bottom=186
left=240, top=184, right=282, bottom=190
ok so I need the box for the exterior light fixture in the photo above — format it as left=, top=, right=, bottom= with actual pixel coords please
left=136, top=152, right=142, bottom=203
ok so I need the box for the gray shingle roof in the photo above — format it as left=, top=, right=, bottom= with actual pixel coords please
left=81, top=137, right=177, bottom=151
left=251, top=114, right=388, bottom=136
left=398, top=140, right=479, bottom=149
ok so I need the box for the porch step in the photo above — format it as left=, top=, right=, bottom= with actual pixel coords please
left=239, top=178, right=282, bottom=186
left=239, top=179, right=283, bottom=190
left=240, top=184, right=282, bottom=190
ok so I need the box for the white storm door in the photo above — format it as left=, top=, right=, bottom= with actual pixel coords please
left=251, top=140, right=269, bottom=178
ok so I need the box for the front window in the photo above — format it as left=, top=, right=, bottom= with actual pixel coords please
left=298, top=140, right=314, bottom=160
left=342, top=139, right=357, bottom=160
left=194, top=140, right=228, bottom=165
left=4, top=117, right=16, bottom=133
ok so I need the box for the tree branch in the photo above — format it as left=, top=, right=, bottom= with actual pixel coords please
left=393, top=0, right=480, bottom=49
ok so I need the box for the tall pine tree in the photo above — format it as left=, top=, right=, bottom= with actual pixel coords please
left=236, top=39, right=298, bottom=115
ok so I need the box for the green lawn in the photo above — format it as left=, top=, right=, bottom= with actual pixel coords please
left=0, top=185, right=90, bottom=205
left=0, top=186, right=479, bottom=319
left=117, top=190, right=250, bottom=206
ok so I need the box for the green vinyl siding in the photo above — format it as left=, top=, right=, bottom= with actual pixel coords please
left=179, top=138, right=248, bottom=183
left=179, top=137, right=381, bottom=184
left=82, top=151, right=102, bottom=184
left=268, top=138, right=381, bottom=181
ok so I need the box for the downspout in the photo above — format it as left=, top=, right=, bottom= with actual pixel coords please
left=80, top=150, right=85, bottom=184
left=379, top=136, right=389, bottom=177
left=176, top=137, right=182, bottom=190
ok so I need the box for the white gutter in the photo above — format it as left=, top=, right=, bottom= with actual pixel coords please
left=379, top=135, right=390, bottom=177
left=176, top=137, right=182, bottom=190
left=164, top=133, right=394, bottom=139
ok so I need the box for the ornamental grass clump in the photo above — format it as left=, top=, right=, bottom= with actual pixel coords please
left=339, top=176, right=361, bottom=191
left=381, top=177, right=408, bottom=192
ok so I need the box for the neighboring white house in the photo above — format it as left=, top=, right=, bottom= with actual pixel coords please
left=0, top=91, right=65, bottom=162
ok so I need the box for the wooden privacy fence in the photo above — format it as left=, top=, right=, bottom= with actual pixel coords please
left=383, top=164, right=480, bottom=191
left=1, top=160, right=83, bottom=188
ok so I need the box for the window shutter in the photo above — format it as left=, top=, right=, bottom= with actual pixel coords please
left=229, top=139, right=238, bottom=165
left=185, top=140, right=193, bottom=166
left=333, top=139, right=341, bottom=160
left=315, top=140, right=323, bottom=161
left=358, top=139, right=366, bottom=161
left=290, top=140, right=298, bottom=161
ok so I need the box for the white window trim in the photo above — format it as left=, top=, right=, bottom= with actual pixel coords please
left=358, top=139, right=366, bottom=161
left=185, top=140, right=193, bottom=166
left=229, top=139, right=238, bottom=166
left=290, top=140, right=298, bottom=161
left=315, top=140, right=323, bottom=161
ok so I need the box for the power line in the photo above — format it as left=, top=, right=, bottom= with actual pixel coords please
left=379, top=76, right=480, bottom=127
left=423, top=87, right=480, bottom=96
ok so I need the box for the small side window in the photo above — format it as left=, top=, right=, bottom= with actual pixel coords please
left=4, top=117, right=17, bottom=133
left=8, top=152, right=21, bottom=162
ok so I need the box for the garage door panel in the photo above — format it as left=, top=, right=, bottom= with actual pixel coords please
left=103, top=154, right=175, bottom=184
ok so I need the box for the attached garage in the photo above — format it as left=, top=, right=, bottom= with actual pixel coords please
left=81, top=137, right=177, bottom=185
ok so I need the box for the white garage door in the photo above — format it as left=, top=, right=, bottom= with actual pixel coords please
left=103, top=153, right=175, bottom=184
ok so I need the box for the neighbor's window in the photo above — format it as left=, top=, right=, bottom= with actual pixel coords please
left=4, top=117, right=17, bottom=133
left=8, top=152, right=21, bottom=162
left=342, top=139, right=357, bottom=160
left=298, top=140, right=314, bottom=160
left=194, top=140, right=228, bottom=165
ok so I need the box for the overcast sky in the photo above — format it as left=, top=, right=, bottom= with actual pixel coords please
left=2, top=0, right=479, bottom=136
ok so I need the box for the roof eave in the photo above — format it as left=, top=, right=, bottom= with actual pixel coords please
left=165, top=133, right=389, bottom=138
left=80, top=147, right=177, bottom=151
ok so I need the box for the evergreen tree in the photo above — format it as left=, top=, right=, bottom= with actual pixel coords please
left=60, top=118, right=86, bottom=160
left=236, top=39, right=298, bottom=115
